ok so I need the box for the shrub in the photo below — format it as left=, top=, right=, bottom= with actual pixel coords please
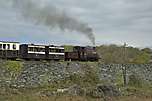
left=128, top=73, right=143, bottom=88
left=5, top=61, right=23, bottom=78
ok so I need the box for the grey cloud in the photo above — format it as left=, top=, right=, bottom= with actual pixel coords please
left=0, top=0, right=152, bottom=47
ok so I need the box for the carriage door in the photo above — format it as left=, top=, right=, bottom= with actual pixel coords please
left=0, top=44, right=2, bottom=58
left=2, top=44, right=7, bottom=58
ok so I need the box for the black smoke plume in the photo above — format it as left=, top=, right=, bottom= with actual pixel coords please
left=12, top=0, right=95, bottom=45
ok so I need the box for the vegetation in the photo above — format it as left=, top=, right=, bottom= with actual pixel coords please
left=43, top=64, right=100, bottom=91
left=97, top=44, right=152, bottom=64
left=0, top=91, right=152, bottom=101
left=5, top=61, right=23, bottom=78
left=64, top=45, right=74, bottom=52
left=76, top=64, right=100, bottom=87
left=0, top=61, right=152, bottom=101
left=0, top=95, right=99, bottom=101
left=128, top=73, right=143, bottom=88
left=132, top=52, right=151, bottom=64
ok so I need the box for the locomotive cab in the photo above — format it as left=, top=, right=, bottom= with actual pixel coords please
left=65, top=46, right=99, bottom=61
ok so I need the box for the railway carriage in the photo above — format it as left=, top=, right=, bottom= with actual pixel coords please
left=19, top=44, right=65, bottom=61
left=0, top=41, right=20, bottom=59
left=45, top=45, right=65, bottom=60
left=19, top=44, right=46, bottom=60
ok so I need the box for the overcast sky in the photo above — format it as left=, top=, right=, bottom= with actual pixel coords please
left=0, top=0, right=152, bottom=47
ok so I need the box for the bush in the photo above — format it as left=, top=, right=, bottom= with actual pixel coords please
left=81, top=65, right=100, bottom=87
left=132, top=52, right=151, bottom=64
left=128, top=74, right=143, bottom=88
left=5, top=61, right=23, bottom=78
left=96, top=44, right=151, bottom=64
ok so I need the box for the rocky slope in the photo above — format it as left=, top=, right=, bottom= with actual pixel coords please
left=0, top=60, right=152, bottom=97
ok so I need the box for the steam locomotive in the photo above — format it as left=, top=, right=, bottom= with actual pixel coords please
left=0, top=41, right=99, bottom=61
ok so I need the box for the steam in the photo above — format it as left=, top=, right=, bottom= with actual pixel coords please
left=12, top=0, right=95, bottom=45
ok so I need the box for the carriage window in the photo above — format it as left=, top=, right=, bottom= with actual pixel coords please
left=50, top=48, right=56, bottom=52
left=61, top=49, right=64, bottom=53
left=35, top=48, right=39, bottom=52
left=3, top=44, right=6, bottom=49
left=55, top=49, right=58, bottom=52
left=56, top=49, right=64, bottom=53
left=13, top=44, right=16, bottom=49
left=58, top=49, right=61, bottom=52
left=55, top=49, right=59, bottom=52
left=0, top=44, right=2, bottom=49
left=28, top=47, right=34, bottom=51
left=34, top=47, right=45, bottom=52
left=40, top=48, right=45, bottom=52
left=7, top=44, right=10, bottom=50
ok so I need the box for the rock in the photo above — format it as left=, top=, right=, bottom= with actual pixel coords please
left=36, top=90, right=55, bottom=97
left=97, top=85, right=120, bottom=97
left=68, top=84, right=84, bottom=96
left=0, top=60, right=152, bottom=93
left=87, top=87, right=104, bottom=98
left=86, top=85, right=120, bottom=98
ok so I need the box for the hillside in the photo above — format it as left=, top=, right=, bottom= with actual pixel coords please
left=0, top=60, right=152, bottom=100
left=97, top=44, right=152, bottom=64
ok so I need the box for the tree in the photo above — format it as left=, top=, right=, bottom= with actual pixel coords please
left=132, top=52, right=151, bottom=64
left=96, top=44, right=151, bottom=64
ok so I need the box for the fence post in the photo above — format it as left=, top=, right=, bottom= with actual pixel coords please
left=122, top=65, right=127, bottom=86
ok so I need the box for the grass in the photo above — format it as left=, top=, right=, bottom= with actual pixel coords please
left=5, top=61, right=23, bottom=73
left=117, top=96, right=152, bottom=101
left=0, top=94, right=152, bottom=101
left=4, top=60, right=23, bottom=79
left=0, top=89, right=101, bottom=101
left=0, top=86, right=152, bottom=101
